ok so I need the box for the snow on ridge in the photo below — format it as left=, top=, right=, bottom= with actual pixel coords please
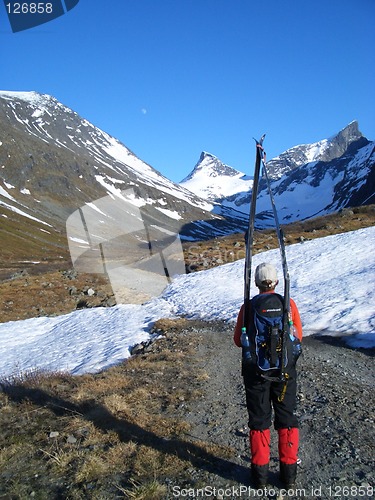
left=303, top=139, right=329, bottom=163
left=0, top=90, right=42, bottom=104
left=274, top=138, right=330, bottom=166
left=0, top=91, right=63, bottom=117
left=155, top=207, right=182, bottom=220
left=0, top=181, right=51, bottom=226
left=102, top=137, right=156, bottom=177
left=104, top=141, right=214, bottom=210
left=0, top=184, right=16, bottom=201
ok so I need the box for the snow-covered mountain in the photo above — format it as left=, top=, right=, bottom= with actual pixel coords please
left=1, top=90, right=374, bottom=273
left=180, top=151, right=253, bottom=201
left=265, top=121, right=365, bottom=180
left=182, top=122, right=374, bottom=227
left=255, top=133, right=374, bottom=225
left=0, top=91, right=214, bottom=220
left=0, top=91, right=245, bottom=266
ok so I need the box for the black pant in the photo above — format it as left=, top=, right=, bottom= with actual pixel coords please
left=243, top=364, right=298, bottom=430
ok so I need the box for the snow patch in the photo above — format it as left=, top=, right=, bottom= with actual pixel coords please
left=0, top=227, right=373, bottom=379
left=155, top=207, right=182, bottom=220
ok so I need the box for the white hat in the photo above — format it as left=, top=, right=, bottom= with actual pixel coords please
left=255, top=262, right=278, bottom=288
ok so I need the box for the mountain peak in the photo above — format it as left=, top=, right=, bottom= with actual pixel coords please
left=181, top=151, right=242, bottom=183
left=198, top=151, right=216, bottom=162
left=265, top=121, right=365, bottom=180
left=0, top=90, right=52, bottom=107
left=328, top=119, right=362, bottom=146
left=179, top=152, right=251, bottom=202
left=1, top=91, right=230, bottom=246
left=336, top=120, right=360, bottom=138
left=178, top=121, right=373, bottom=225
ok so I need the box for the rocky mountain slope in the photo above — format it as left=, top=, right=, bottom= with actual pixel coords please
left=0, top=91, right=212, bottom=223
left=0, top=91, right=244, bottom=274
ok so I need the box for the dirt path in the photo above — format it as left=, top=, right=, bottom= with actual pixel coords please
left=170, top=321, right=374, bottom=499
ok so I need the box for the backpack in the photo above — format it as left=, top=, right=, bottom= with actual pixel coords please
left=243, top=293, right=301, bottom=378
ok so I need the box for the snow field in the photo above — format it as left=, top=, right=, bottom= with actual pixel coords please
left=0, top=226, right=374, bottom=379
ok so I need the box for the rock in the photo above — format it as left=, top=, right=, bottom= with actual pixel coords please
left=10, top=269, right=29, bottom=280
left=62, top=269, right=78, bottom=280
left=340, top=208, right=354, bottom=217
left=130, top=343, right=145, bottom=355
left=76, top=299, right=88, bottom=309
left=104, top=297, right=116, bottom=307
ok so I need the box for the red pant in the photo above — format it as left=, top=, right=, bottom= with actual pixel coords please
left=250, top=427, right=299, bottom=466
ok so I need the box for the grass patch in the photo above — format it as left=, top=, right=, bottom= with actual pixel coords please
left=118, top=478, right=168, bottom=500
left=0, top=321, right=235, bottom=497
left=183, top=204, right=375, bottom=271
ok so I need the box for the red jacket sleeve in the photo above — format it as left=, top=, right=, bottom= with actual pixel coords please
left=290, top=298, right=303, bottom=341
left=233, top=304, right=244, bottom=347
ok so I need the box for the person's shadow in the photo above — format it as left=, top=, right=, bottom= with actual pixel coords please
left=1, top=383, right=251, bottom=486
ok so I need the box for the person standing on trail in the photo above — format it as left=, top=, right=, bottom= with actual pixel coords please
left=234, top=262, right=303, bottom=489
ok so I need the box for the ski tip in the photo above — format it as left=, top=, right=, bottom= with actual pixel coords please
left=253, top=134, right=266, bottom=145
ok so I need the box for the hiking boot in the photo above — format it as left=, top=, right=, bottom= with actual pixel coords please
left=251, top=463, right=269, bottom=488
left=279, top=461, right=297, bottom=488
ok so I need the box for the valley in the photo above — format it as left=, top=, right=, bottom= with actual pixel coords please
left=1, top=205, right=374, bottom=324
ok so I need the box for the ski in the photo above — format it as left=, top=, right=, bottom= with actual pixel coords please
left=243, top=134, right=265, bottom=331
left=258, top=144, right=291, bottom=382
left=243, top=136, right=291, bottom=382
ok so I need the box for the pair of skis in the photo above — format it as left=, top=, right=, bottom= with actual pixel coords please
left=243, top=135, right=291, bottom=382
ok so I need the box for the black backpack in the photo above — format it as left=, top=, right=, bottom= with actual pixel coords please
left=243, top=293, right=301, bottom=377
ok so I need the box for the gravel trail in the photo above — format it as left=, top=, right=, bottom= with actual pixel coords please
left=170, top=321, right=374, bottom=500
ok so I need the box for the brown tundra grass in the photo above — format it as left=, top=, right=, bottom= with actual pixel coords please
left=0, top=319, right=234, bottom=499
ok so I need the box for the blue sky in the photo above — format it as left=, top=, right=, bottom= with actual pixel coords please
left=1, top=0, right=374, bottom=182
